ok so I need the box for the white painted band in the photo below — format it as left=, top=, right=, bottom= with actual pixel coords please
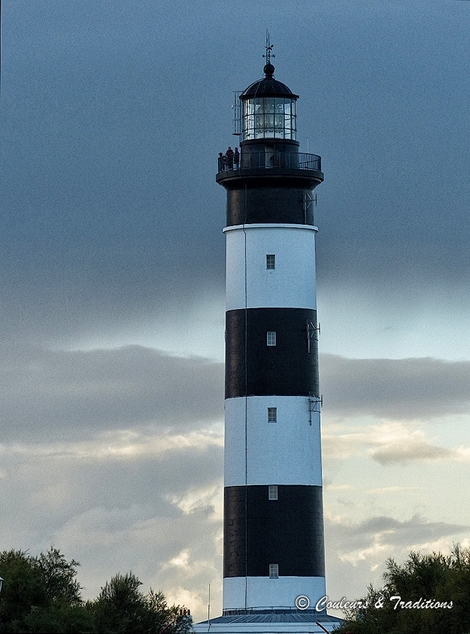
left=225, top=225, right=317, bottom=311
left=223, top=575, right=326, bottom=612
left=224, top=396, right=323, bottom=487
left=223, top=223, right=319, bottom=233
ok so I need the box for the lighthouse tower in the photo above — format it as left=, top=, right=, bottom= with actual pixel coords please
left=194, top=50, right=342, bottom=634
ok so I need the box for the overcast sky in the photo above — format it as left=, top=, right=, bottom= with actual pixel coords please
left=1, top=0, right=469, bottom=621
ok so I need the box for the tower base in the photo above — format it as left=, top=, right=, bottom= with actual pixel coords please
left=193, top=609, right=343, bottom=634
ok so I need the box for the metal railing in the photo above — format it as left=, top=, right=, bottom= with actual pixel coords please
left=217, top=151, right=321, bottom=173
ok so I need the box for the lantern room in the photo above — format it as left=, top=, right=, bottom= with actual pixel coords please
left=240, top=62, right=298, bottom=143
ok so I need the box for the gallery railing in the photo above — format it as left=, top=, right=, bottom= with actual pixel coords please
left=217, top=151, right=321, bottom=173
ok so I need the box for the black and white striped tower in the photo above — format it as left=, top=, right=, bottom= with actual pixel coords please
left=220, top=56, right=326, bottom=613
left=194, top=47, right=342, bottom=634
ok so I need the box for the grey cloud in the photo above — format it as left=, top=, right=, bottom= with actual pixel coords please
left=322, top=421, right=467, bottom=466
left=1, top=0, right=469, bottom=619
left=56, top=504, right=223, bottom=611
left=71, top=449, right=223, bottom=514
left=348, top=515, right=468, bottom=546
left=0, top=436, right=223, bottom=615
left=370, top=440, right=454, bottom=465
left=321, top=355, right=470, bottom=420
left=1, top=1, right=470, bottom=348
left=325, top=513, right=469, bottom=573
left=0, top=344, right=224, bottom=441
left=0, top=441, right=222, bottom=534
left=324, top=512, right=470, bottom=607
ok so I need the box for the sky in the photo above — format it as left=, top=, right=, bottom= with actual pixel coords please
left=0, top=0, right=469, bottom=622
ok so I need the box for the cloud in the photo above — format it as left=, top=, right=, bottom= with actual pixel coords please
left=1, top=0, right=470, bottom=353
left=55, top=503, right=223, bottom=616
left=325, top=513, right=469, bottom=569
left=0, top=432, right=223, bottom=531
left=347, top=515, right=467, bottom=546
left=1, top=2, right=470, bottom=622
left=0, top=344, right=224, bottom=441
left=324, top=511, right=470, bottom=607
left=327, top=511, right=469, bottom=566
left=3, top=345, right=469, bottom=445
left=321, top=355, right=470, bottom=420
left=370, top=436, right=453, bottom=465
left=323, top=421, right=470, bottom=466
left=0, top=340, right=225, bottom=621
left=0, top=427, right=224, bottom=619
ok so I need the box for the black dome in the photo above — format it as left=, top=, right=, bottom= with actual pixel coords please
left=240, top=64, right=299, bottom=100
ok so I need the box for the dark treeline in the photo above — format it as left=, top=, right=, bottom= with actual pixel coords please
left=0, top=548, right=192, bottom=634
left=335, top=545, right=470, bottom=634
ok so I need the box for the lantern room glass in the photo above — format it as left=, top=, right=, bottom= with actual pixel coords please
left=242, top=97, right=296, bottom=141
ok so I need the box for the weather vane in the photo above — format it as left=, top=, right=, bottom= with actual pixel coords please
left=263, top=30, right=275, bottom=65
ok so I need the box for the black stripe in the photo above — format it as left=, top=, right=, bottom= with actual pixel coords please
left=223, top=485, right=325, bottom=578
left=226, top=186, right=316, bottom=226
left=225, top=308, right=319, bottom=399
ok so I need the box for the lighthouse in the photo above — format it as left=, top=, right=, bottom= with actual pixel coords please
left=194, top=47, right=342, bottom=634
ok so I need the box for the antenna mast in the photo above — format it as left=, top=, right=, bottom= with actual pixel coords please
left=263, top=30, right=275, bottom=65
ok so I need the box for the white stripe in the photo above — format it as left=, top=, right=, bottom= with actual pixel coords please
left=225, top=225, right=317, bottom=311
left=224, top=396, right=323, bottom=487
left=223, top=576, right=326, bottom=612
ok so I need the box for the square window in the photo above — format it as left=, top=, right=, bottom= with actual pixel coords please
left=266, top=254, right=275, bottom=269
left=268, top=485, right=278, bottom=500
left=267, top=331, right=276, bottom=346
left=267, top=407, right=277, bottom=423
left=269, top=563, right=279, bottom=579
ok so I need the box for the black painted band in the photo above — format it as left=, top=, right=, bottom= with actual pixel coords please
left=225, top=308, right=319, bottom=399
left=223, top=485, right=325, bottom=578
left=226, top=187, right=317, bottom=226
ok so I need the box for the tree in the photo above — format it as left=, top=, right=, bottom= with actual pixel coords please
left=0, top=548, right=191, bottom=634
left=90, top=572, right=192, bottom=634
left=91, top=572, right=145, bottom=634
left=0, top=549, right=47, bottom=631
left=335, top=545, right=470, bottom=634
left=0, top=547, right=92, bottom=633
left=37, top=547, right=82, bottom=606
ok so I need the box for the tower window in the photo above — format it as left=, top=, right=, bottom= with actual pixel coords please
left=266, top=254, right=275, bottom=269
left=268, top=485, right=278, bottom=500
left=267, top=331, right=276, bottom=346
left=269, top=563, right=279, bottom=579
left=267, top=407, right=277, bottom=423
